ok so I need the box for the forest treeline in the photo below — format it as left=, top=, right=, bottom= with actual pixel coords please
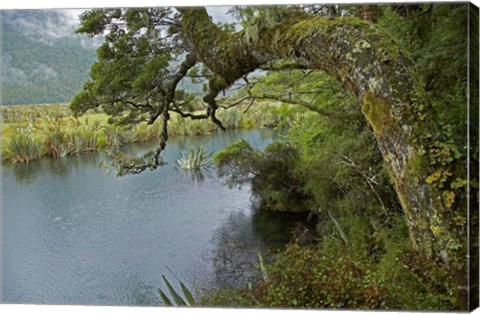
left=0, top=10, right=97, bottom=104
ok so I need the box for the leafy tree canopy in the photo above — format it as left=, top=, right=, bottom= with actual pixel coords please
left=72, top=5, right=476, bottom=309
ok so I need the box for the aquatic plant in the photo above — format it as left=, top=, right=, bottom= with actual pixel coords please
left=3, top=133, right=44, bottom=163
left=66, top=124, right=100, bottom=155
left=1, top=100, right=307, bottom=163
left=176, top=146, right=212, bottom=170
left=44, top=127, right=69, bottom=158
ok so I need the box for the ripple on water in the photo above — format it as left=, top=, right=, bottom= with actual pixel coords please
left=1, top=129, right=285, bottom=305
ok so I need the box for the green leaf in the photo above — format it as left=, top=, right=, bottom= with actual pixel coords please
left=162, top=275, right=187, bottom=306
left=165, top=265, right=195, bottom=306
left=328, top=210, right=349, bottom=246
left=179, top=281, right=195, bottom=306
left=157, top=288, right=173, bottom=306
left=258, top=252, right=269, bottom=282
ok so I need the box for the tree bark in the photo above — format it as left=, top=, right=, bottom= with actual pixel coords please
left=178, top=7, right=467, bottom=308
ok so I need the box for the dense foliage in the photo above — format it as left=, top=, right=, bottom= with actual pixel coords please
left=215, top=137, right=311, bottom=212
left=209, top=96, right=458, bottom=309
left=206, top=3, right=475, bottom=310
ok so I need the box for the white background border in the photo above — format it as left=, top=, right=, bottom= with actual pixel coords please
left=0, top=0, right=478, bottom=313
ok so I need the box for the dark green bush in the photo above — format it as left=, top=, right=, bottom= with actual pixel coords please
left=214, top=139, right=311, bottom=212
left=209, top=91, right=456, bottom=310
left=240, top=215, right=454, bottom=310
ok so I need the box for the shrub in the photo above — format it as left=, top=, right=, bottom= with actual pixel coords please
left=245, top=216, right=455, bottom=310
left=214, top=139, right=311, bottom=212
left=67, top=124, right=99, bottom=155
left=3, top=133, right=44, bottom=163
left=44, top=127, right=68, bottom=158
left=253, top=243, right=388, bottom=309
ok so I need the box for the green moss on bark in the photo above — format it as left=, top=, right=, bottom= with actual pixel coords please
left=362, top=90, right=396, bottom=135
left=178, top=8, right=468, bottom=307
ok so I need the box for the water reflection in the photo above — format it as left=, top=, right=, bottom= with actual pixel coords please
left=46, top=154, right=101, bottom=177
left=2, top=129, right=286, bottom=305
left=5, top=162, right=43, bottom=184
left=202, top=205, right=313, bottom=290
left=251, top=209, right=315, bottom=249
left=207, top=210, right=264, bottom=289
left=174, top=168, right=214, bottom=183
left=4, top=153, right=102, bottom=184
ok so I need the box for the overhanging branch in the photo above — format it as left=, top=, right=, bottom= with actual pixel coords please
left=220, top=93, right=352, bottom=120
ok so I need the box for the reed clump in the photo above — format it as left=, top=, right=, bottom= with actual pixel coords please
left=176, top=146, right=212, bottom=170
left=1, top=101, right=307, bottom=163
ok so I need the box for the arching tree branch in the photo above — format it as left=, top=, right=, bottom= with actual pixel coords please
left=177, top=7, right=467, bottom=307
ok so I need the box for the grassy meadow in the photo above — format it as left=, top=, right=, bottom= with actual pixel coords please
left=1, top=102, right=307, bottom=164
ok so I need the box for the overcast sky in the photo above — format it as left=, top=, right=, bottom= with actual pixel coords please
left=61, top=7, right=236, bottom=34
left=0, top=0, right=467, bottom=10
left=57, top=6, right=236, bottom=25
left=0, top=6, right=237, bottom=43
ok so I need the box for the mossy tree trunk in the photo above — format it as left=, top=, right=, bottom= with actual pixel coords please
left=179, top=7, right=467, bottom=308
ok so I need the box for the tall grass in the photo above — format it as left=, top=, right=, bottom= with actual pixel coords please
left=3, top=133, right=44, bottom=163
left=44, top=127, right=69, bottom=158
left=67, top=125, right=100, bottom=155
left=1, top=104, right=70, bottom=124
left=169, top=117, right=212, bottom=136
left=217, top=109, right=242, bottom=129
left=134, top=123, right=159, bottom=143
left=102, top=125, right=140, bottom=150
left=2, top=101, right=308, bottom=163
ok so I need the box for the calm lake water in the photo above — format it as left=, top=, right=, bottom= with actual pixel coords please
left=1, top=129, right=305, bottom=306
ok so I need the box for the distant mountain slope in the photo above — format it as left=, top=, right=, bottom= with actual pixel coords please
left=0, top=9, right=243, bottom=105
left=1, top=9, right=98, bottom=105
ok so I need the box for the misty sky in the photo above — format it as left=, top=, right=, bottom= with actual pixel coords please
left=0, top=6, right=243, bottom=94
left=52, top=6, right=235, bottom=37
